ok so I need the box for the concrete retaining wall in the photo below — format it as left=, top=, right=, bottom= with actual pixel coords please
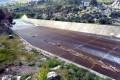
left=21, top=15, right=120, bottom=38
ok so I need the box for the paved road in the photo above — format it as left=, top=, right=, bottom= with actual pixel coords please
left=12, top=19, right=120, bottom=79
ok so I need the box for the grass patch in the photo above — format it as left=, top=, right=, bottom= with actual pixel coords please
left=0, top=34, right=19, bottom=67
left=0, top=48, right=16, bottom=67
left=38, top=59, right=62, bottom=68
left=20, top=74, right=30, bottom=80
left=0, top=33, right=41, bottom=69
left=36, top=68, right=48, bottom=80
left=56, top=63, right=112, bottom=80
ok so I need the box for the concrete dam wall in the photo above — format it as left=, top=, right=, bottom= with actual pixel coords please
left=21, top=15, right=120, bottom=38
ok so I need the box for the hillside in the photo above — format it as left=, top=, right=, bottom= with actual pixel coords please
left=0, top=0, right=114, bottom=4
left=0, top=0, right=37, bottom=4
left=11, top=0, right=120, bottom=26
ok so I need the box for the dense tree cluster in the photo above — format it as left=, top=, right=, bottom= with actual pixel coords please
left=0, top=8, right=13, bottom=26
left=90, top=0, right=98, bottom=6
left=12, top=0, right=115, bottom=25
left=110, top=11, right=120, bottom=18
left=0, top=8, right=14, bottom=33
left=0, top=9, right=5, bottom=25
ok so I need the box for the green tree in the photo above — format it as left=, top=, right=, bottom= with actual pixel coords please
left=99, top=18, right=112, bottom=24
left=0, top=9, right=5, bottom=25
left=81, top=13, right=94, bottom=23
left=110, top=11, right=120, bottom=18
left=90, top=0, right=98, bottom=6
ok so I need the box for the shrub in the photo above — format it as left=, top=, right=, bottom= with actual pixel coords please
left=38, top=59, right=62, bottom=68
left=65, top=64, right=86, bottom=79
left=99, top=18, right=112, bottom=24
left=28, top=62, right=35, bottom=66
left=90, top=0, right=98, bottom=6
left=36, top=68, right=48, bottom=80
left=48, top=59, right=62, bottom=68
left=26, top=13, right=37, bottom=18
left=110, top=11, right=120, bottom=18
left=20, top=74, right=30, bottom=80
left=13, top=13, right=24, bottom=19
left=81, top=14, right=95, bottom=23
left=67, top=17, right=81, bottom=22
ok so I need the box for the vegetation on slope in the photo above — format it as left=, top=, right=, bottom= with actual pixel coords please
left=11, top=0, right=117, bottom=25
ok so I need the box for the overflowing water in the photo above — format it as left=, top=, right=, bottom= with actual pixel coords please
left=81, top=46, right=120, bottom=65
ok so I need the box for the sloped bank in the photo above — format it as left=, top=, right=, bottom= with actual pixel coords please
left=21, top=15, right=120, bottom=38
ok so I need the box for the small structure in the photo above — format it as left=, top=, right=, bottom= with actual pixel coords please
left=8, top=35, right=14, bottom=39
left=47, top=71, right=59, bottom=80
left=0, top=44, right=4, bottom=48
left=81, top=0, right=91, bottom=7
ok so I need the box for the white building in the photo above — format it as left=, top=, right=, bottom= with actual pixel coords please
left=81, top=0, right=91, bottom=7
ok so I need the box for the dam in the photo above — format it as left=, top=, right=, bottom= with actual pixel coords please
left=12, top=17, right=120, bottom=79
